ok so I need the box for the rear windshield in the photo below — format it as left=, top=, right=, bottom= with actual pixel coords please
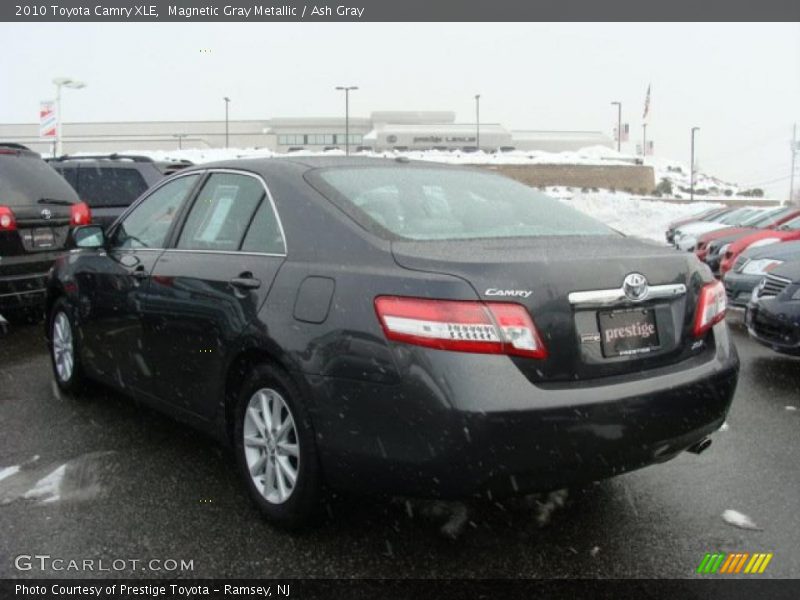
left=313, top=167, right=615, bottom=241
left=0, top=154, right=79, bottom=206
left=77, top=166, right=150, bottom=207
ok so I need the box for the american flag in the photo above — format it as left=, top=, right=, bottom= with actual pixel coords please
left=642, top=84, right=651, bottom=122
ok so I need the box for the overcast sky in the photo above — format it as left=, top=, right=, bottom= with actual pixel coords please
left=2, top=22, right=798, bottom=196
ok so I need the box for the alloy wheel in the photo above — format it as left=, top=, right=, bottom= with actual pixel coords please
left=243, top=387, right=300, bottom=504
left=52, top=311, right=74, bottom=383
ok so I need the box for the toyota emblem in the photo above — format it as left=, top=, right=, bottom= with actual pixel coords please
left=40, top=208, right=52, bottom=220
left=623, top=273, right=649, bottom=301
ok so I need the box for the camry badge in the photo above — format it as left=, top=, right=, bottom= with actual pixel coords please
left=622, top=273, right=649, bottom=302
left=40, top=208, right=52, bottom=220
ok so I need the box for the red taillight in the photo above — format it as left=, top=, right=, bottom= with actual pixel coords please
left=0, top=206, right=16, bottom=231
left=693, top=280, right=727, bottom=337
left=70, top=201, right=91, bottom=226
left=374, top=296, right=548, bottom=359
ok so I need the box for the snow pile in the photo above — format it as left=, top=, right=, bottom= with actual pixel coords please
left=105, top=144, right=639, bottom=168
left=73, top=144, right=756, bottom=200
left=557, top=192, right=722, bottom=243
left=647, top=156, right=744, bottom=200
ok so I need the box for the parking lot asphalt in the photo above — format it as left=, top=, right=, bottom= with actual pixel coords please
left=0, top=318, right=798, bottom=579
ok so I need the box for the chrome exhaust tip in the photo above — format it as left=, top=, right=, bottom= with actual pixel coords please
left=687, top=437, right=712, bottom=455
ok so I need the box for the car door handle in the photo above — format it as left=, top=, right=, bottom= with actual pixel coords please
left=229, top=276, right=261, bottom=290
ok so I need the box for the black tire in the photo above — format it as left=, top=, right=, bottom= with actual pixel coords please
left=233, top=362, right=322, bottom=529
left=48, top=297, right=87, bottom=394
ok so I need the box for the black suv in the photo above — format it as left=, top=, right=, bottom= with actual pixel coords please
left=48, top=154, right=168, bottom=229
left=0, top=144, right=86, bottom=323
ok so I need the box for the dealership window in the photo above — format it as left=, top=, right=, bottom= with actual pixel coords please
left=307, top=134, right=335, bottom=145
left=278, top=134, right=306, bottom=145
left=335, top=134, right=363, bottom=145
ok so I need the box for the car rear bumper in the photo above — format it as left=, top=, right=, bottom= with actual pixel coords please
left=723, top=271, right=762, bottom=307
left=306, top=323, right=739, bottom=499
left=0, top=270, right=51, bottom=312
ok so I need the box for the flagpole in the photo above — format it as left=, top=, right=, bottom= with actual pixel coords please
left=642, top=124, right=647, bottom=159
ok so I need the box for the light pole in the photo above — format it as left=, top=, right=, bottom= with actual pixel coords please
left=611, top=101, right=622, bottom=152
left=173, top=134, right=188, bottom=150
left=335, top=86, right=358, bottom=156
left=475, top=94, right=481, bottom=151
left=223, top=97, right=230, bottom=149
left=642, top=123, right=647, bottom=159
left=53, top=77, right=86, bottom=156
left=690, top=127, right=700, bottom=202
left=790, top=123, right=797, bottom=205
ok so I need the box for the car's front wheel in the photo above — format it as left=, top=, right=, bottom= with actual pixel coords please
left=49, top=298, right=86, bottom=393
left=233, top=363, right=322, bottom=528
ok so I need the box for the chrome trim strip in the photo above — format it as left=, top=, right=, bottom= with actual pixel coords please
left=765, top=274, right=792, bottom=284
left=0, top=289, right=46, bottom=298
left=160, top=248, right=286, bottom=258
left=568, top=283, right=687, bottom=307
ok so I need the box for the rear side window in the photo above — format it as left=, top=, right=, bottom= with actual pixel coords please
left=313, top=167, right=614, bottom=241
left=241, top=199, right=286, bottom=254
left=78, top=166, right=149, bottom=208
left=0, top=155, right=79, bottom=206
left=177, top=173, right=264, bottom=252
left=54, top=166, right=78, bottom=189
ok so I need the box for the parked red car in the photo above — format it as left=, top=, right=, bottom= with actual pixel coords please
left=719, top=214, right=800, bottom=275
left=695, top=207, right=800, bottom=262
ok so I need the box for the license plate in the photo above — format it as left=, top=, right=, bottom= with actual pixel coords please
left=598, top=308, right=659, bottom=358
left=32, top=228, right=55, bottom=248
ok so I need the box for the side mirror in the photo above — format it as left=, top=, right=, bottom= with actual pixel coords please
left=73, top=225, right=105, bottom=249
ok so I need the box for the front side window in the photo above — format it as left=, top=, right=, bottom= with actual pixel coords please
left=177, top=173, right=265, bottom=252
left=313, top=167, right=615, bottom=241
left=112, top=174, right=199, bottom=249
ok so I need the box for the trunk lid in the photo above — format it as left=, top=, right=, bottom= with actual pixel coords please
left=392, top=235, right=708, bottom=383
left=1, top=203, right=72, bottom=256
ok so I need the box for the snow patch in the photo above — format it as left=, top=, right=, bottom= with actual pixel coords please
left=559, top=193, right=721, bottom=243
left=0, top=466, right=20, bottom=483
left=722, top=509, right=761, bottom=530
left=23, top=464, right=66, bottom=504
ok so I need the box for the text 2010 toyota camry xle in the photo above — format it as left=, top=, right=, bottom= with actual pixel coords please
left=45, top=158, right=739, bottom=527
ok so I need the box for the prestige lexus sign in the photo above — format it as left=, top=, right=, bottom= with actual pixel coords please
left=412, top=136, right=476, bottom=144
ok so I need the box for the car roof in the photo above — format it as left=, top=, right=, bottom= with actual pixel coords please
left=180, top=155, right=457, bottom=175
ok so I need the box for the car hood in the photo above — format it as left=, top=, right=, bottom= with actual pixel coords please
left=742, top=240, right=800, bottom=262
left=767, top=259, right=800, bottom=283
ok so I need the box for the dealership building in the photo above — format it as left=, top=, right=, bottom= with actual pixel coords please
left=0, top=110, right=613, bottom=155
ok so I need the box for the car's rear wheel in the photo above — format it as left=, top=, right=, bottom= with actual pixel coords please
left=233, top=363, right=321, bottom=528
left=49, top=298, right=86, bottom=393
